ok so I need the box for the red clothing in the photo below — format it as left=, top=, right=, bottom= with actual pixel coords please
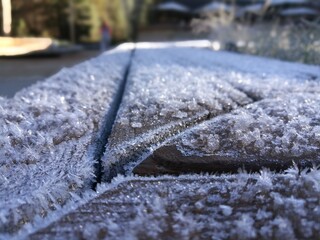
left=101, top=23, right=112, bottom=36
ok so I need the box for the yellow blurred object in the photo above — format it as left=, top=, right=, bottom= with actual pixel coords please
left=1, top=0, right=12, bottom=35
left=0, top=37, right=53, bottom=56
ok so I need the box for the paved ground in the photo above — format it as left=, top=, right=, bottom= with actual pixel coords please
left=0, top=50, right=100, bottom=97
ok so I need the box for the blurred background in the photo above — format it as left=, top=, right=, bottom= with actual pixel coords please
left=0, top=0, right=319, bottom=97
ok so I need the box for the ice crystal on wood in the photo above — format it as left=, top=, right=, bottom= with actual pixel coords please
left=0, top=48, right=132, bottom=234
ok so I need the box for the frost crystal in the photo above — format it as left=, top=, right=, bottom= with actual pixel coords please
left=1, top=42, right=320, bottom=239
left=166, top=93, right=320, bottom=171
left=103, top=46, right=260, bottom=179
left=24, top=171, right=320, bottom=239
left=0, top=47, right=132, bottom=234
left=131, top=47, right=320, bottom=174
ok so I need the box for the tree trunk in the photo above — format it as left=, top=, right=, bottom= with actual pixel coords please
left=69, top=0, right=76, bottom=43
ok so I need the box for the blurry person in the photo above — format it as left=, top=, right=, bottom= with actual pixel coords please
left=100, top=21, right=112, bottom=52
